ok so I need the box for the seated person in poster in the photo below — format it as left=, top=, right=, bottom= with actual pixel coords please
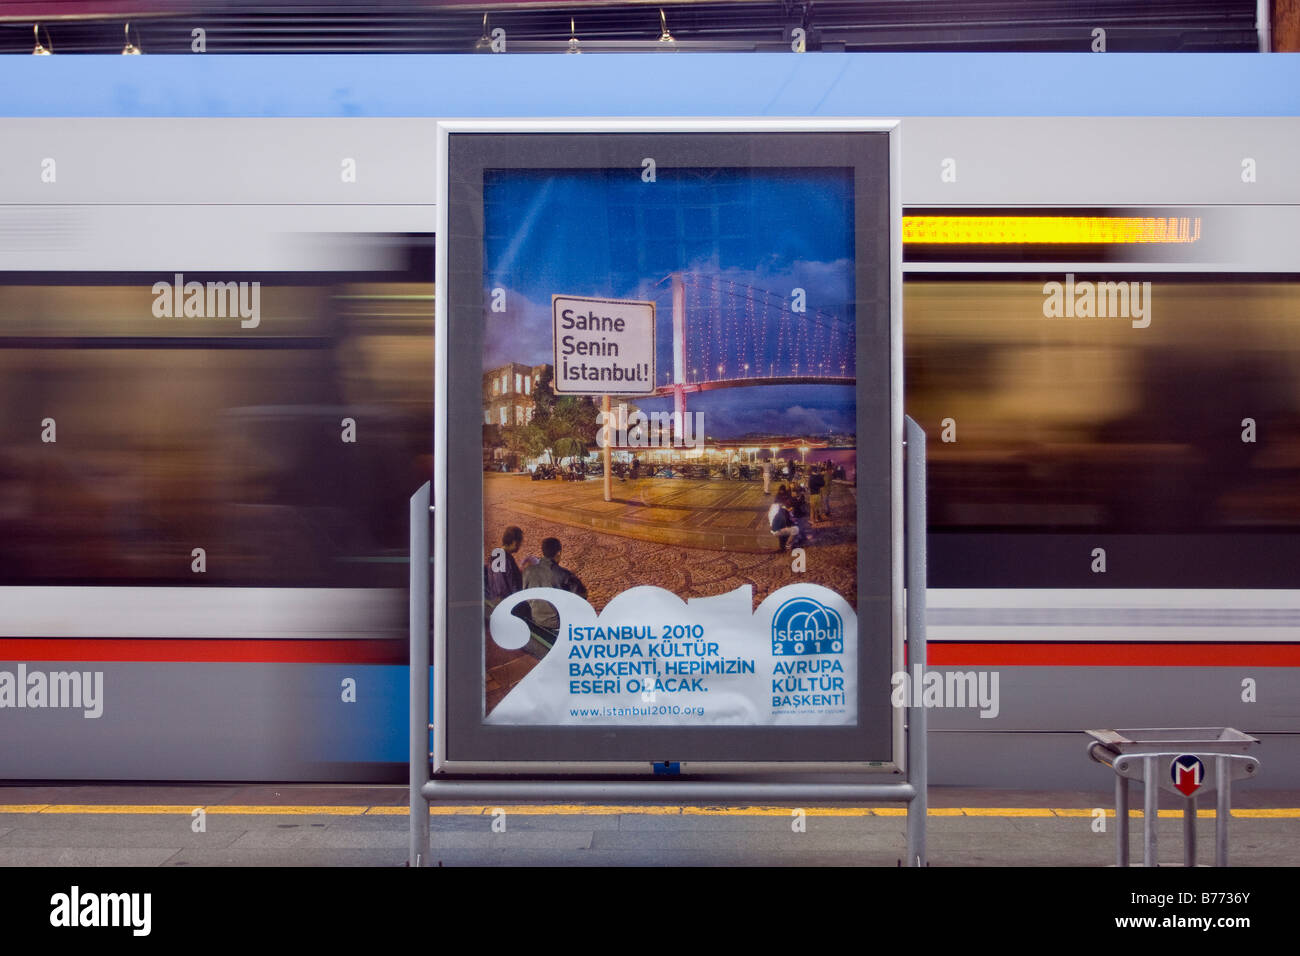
left=521, top=537, right=588, bottom=637
left=768, top=490, right=803, bottom=552
left=484, top=526, right=525, bottom=613
left=790, top=484, right=812, bottom=537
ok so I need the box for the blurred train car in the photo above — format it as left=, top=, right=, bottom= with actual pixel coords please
left=0, top=229, right=435, bottom=779
left=0, top=71, right=1296, bottom=785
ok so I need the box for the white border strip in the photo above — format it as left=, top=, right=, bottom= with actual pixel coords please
left=928, top=588, right=1300, bottom=642
left=0, top=587, right=402, bottom=639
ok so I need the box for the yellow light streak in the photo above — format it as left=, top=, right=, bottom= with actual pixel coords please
left=903, top=216, right=1202, bottom=245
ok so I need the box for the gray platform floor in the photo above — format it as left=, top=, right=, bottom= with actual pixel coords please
left=0, top=784, right=1297, bottom=866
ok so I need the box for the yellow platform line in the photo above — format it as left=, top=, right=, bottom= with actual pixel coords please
left=37, top=805, right=199, bottom=815
left=4, top=804, right=1299, bottom=819
left=1054, top=808, right=1216, bottom=819
left=11, top=804, right=372, bottom=816
left=209, top=805, right=370, bottom=816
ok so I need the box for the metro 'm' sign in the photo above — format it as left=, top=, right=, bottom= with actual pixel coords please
left=1171, top=754, right=1205, bottom=796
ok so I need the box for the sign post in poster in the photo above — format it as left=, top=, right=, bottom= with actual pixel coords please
left=552, top=293, right=655, bottom=501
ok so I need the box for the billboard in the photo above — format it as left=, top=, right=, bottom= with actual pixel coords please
left=436, top=119, right=900, bottom=771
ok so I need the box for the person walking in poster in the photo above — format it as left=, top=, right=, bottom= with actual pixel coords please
left=521, top=537, right=588, bottom=635
left=809, top=466, right=826, bottom=522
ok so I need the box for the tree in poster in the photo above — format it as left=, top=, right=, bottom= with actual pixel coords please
left=531, top=365, right=598, bottom=461
left=502, top=421, right=547, bottom=464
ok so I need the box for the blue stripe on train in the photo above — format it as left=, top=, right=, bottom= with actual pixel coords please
left=0, top=54, right=1297, bottom=118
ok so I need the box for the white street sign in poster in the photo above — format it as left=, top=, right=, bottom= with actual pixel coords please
left=552, top=294, right=655, bottom=396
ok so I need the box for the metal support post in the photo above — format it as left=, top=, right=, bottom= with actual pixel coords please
left=1143, top=756, right=1158, bottom=867
left=409, top=481, right=431, bottom=867
left=1115, top=774, right=1129, bottom=867
left=904, top=416, right=927, bottom=868
left=1216, top=755, right=1229, bottom=866
left=1183, top=798, right=1196, bottom=868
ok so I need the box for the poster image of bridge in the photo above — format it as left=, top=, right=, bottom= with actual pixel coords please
left=480, top=165, right=860, bottom=715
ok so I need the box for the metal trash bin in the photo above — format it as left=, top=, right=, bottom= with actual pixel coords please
left=1086, top=728, right=1260, bottom=867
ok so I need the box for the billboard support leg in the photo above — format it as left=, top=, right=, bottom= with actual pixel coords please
left=1144, top=756, right=1158, bottom=867
left=409, top=481, right=431, bottom=867
left=904, top=416, right=928, bottom=867
left=1216, top=756, right=1229, bottom=866
left=1116, top=774, right=1130, bottom=866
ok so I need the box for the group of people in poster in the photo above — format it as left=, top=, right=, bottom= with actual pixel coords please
left=485, top=452, right=849, bottom=654
left=765, top=459, right=842, bottom=552
left=484, top=525, right=588, bottom=648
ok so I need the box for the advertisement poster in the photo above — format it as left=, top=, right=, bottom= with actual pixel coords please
left=480, top=164, right=861, bottom=727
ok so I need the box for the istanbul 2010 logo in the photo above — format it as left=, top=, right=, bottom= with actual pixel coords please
left=771, top=597, right=844, bottom=657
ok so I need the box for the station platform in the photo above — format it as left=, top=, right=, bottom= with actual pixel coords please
left=2, top=783, right=1297, bottom=867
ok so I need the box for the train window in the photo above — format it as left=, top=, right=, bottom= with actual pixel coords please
left=0, top=269, right=433, bottom=588
left=906, top=274, right=1300, bottom=587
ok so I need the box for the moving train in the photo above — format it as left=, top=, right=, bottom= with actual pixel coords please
left=0, top=56, right=1296, bottom=786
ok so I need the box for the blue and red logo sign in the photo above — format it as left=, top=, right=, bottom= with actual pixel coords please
left=1171, top=754, right=1205, bottom=796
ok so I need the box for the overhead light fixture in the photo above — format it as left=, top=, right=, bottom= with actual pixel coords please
left=658, top=9, right=675, bottom=43
left=785, top=1, right=820, bottom=52
left=567, top=18, right=581, bottom=54
left=122, top=22, right=142, bottom=55
left=474, top=14, right=492, bottom=53
left=32, top=23, right=52, bottom=55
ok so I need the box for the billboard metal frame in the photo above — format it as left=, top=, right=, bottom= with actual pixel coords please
left=431, top=117, right=904, bottom=773
left=410, top=417, right=927, bottom=865
left=412, top=118, right=922, bottom=863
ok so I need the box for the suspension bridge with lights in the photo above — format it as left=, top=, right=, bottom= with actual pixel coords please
left=651, top=272, right=856, bottom=420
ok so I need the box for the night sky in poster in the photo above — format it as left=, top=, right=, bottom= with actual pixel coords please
left=483, top=167, right=856, bottom=438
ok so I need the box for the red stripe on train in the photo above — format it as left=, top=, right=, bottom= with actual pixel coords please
left=925, top=642, right=1300, bottom=666
left=3, top=639, right=1298, bottom=666
left=0, top=639, right=407, bottom=664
